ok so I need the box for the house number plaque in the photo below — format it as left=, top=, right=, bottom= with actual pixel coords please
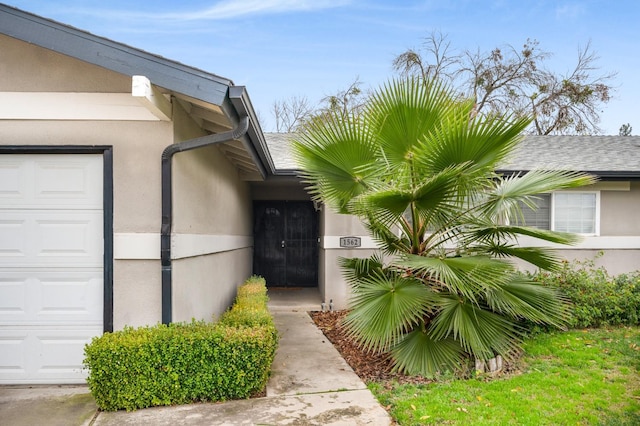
left=339, top=236, right=361, bottom=248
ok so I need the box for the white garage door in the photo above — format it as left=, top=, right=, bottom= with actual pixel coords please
left=0, top=154, right=104, bottom=384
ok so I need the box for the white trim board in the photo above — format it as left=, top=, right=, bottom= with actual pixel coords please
left=322, top=235, right=640, bottom=250
left=114, top=233, right=252, bottom=260
left=0, top=92, right=162, bottom=121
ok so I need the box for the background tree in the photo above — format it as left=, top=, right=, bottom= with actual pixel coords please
left=269, top=78, right=367, bottom=132
left=619, top=123, right=633, bottom=136
left=393, top=32, right=615, bottom=135
left=316, top=77, right=367, bottom=121
left=271, top=95, right=314, bottom=132
left=293, top=78, right=595, bottom=376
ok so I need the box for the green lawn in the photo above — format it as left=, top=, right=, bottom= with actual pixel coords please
left=369, top=327, right=640, bottom=425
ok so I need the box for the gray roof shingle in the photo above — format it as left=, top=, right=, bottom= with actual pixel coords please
left=264, top=133, right=640, bottom=177
left=501, top=136, right=640, bottom=174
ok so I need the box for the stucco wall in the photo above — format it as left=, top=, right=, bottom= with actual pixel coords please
left=1, top=35, right=254, bottom=328
left=172, top=249, right=252, bottom=323
left=600, top=182, right=640, bottom=236
left=0, top=34, right=130, bottom=92
left=170, top=102, right=253, bottom=322
left=320, top=208, right=377, bottom=309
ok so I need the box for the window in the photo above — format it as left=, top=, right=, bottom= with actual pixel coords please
left=518, top=194, right=551, bottom=229
left=516, top=192, right=598, bottom=235
left=553, top=192, right=598, bottom=234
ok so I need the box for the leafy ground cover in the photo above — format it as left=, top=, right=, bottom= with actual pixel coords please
left=312, top=311, right=640, bottom=425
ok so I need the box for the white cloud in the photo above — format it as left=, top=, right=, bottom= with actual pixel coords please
left=73, top=0, right=352, bottom=22
left=555, top=3, right=586, bottom=20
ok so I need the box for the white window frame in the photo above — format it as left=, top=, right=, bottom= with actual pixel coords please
left=550, top=191, right=600, bottom=236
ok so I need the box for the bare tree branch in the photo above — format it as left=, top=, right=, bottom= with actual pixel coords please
left=393, top=35, right=616, bottom=135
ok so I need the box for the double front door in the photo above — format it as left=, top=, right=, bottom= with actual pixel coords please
left=253, top=201, right=318, bottom=287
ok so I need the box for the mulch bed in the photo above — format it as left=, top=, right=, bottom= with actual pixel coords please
left=309, top=310, right=434, bottom=386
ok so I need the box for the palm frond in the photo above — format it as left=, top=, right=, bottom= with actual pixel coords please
left=429, top=295, right=522, bottom=359
left=339, top=254, right=385, bottom=288
left=482, top=243, right=563, bottom=271
left=292, top=114, right=378, bottom=212
left=483, top=275, right=571, bottom=328
left=390, top=329, right=464, bottom=377
left=484, top=169, right=597, bottom=220
left=343, top=273, right=440, bottom=353
left=463, top=223, right=582, bottom=246
left=365, top=78, right=461, bottom=167
left=399, top=254, right=514, bottom=301
left=416, top=113, right=530, bottom=182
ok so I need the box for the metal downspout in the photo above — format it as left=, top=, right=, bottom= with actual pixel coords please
left=161, top=115, right=250, bottom=324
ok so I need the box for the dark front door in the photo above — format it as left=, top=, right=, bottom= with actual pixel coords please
left=253, top=201, right=318, bottom=287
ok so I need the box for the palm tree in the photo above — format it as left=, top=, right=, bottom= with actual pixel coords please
left=292, top=78, right=595, bottom=376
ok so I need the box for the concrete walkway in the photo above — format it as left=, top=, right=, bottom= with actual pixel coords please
left=0, top=288, right=392, bottom=425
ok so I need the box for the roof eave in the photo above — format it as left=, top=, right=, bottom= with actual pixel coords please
left=0, top=4, right=231, bottom=106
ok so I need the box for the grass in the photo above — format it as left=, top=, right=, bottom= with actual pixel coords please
left=369, top=327, right=640, bottom=425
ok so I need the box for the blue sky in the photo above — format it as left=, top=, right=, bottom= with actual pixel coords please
left=6, top=0, right=639, bottom=134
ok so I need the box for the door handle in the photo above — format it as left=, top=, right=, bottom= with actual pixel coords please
left=281, top=240, right=286, bottom=248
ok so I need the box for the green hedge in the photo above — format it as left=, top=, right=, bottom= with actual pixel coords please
left=83, top=276, right=277, bottom=411
left=529, top=258, right=640, bottom=329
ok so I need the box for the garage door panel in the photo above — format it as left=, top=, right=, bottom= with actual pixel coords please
left=0, top=276, right=27, bottom=320
left=0, top=160, right=28, bottom=200
left=0, top=218, right=27, bottom=258
left=39, top=274, right=103, bottom=323
left=34, top=158, right=103, bottom=207
left=0, top=153, right=104, bottom=384
left=0, top=271, right=103, bottom=324
left=36, top=212, right=103, bottom=261
left=0, top=154, right=102, bottom=208
left=0, top=327, right=100, bottom=384
left=0, top=331, right=28, bottom=378
left=0, top=210, right=103, bottom=267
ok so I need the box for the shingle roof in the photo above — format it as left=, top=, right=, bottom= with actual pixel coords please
left=501, top=136, right=640, bottom=176
left=264, top=133, right=640, bottom=178
left=264, top=133, right=298, bottom=170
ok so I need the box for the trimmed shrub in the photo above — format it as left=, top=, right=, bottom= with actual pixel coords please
left=220, top=276, right=272, bottom=328
left=528, top=258, right=640, bottom=329
left=84, top=277, right=277, bottom=411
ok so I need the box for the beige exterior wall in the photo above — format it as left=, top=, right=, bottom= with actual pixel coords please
left=600, top=182, right=640, bottom=236
left=170, top=102, right=254, bottom=322
left=320, top=208, right=377, bottom=309
left=172, top=249, right=252, bottom=323
left=1, top=35, right=255, bottom=328
left=0, top=34, right=130, bottom=92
